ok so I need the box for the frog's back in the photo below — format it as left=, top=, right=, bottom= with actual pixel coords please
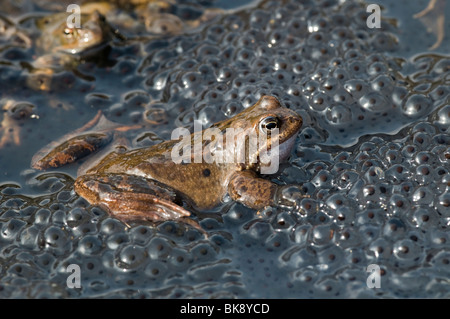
left=89, top=146, right=232, bottom=209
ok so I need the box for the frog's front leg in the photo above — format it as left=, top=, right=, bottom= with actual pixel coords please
left=74, top=173, right=191, bottom=222
left=228, top=170, right=278, bottom=209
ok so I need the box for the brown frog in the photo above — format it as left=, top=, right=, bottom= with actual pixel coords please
left=35, top=2, right=115, bottom=55
left=32, top=96, right=303, bottom=222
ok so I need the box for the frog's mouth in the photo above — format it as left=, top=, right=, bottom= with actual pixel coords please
left=259, top=132, right=299, bottom=174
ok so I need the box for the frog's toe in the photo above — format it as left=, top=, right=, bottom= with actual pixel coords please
left=104, top=194, right=191, bottom=222
left=74, top=174, right=191, bottom=222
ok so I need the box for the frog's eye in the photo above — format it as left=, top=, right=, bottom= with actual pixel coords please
left=63, top=28, right=76, bottom=38
left=64, top=28, right=72, bottom=35
left=259, top=116, right=280, bottom=134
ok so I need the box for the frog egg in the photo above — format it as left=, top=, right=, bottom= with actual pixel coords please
left=302, top=79, right=320, bottom=95
left=321, top=77, right=338, bottom=95
left=78, top=235, right=103, bottom=256
left=414, top=164, right=434, bottom=184
left=19, top=225, right=40, bottom=248
left=345, top=60, right=366, bottom=78
left=436, top=104, right=450, bottom=126
left=306, top=31, right=328, bottom=46
left=383, top=218, right=407, bottom=241
left=331, top=26, right=354, bottom=42
left=1, top=218, right=26, bottom=242
left=433, top=165, right=448, bottom=184
left=105, top=232, right=130, bottom=250
left=370, top=74, right=394, bottom=96
left=402, top=94, right=432, bottom=118
left=292, top=60, right=313, bottom=75
left=367, top=237, right=392, bottom=260
left=389, top=194, right=411, bottom=216
left=331, top=67, right=350, bottom=83
left=311, top=43, right=335, bottom=61
left=99, top=218, right=126, bottom=236
left=33, top=208, right=51, bottom=226
left=129, top=225, right=154, bottom=245
left=412, top=132, right=432, bottom=149
left=333, top=88, right=354, bottom=105
left=245, top=220, right=273, bottom=241
left=191, top=242, right=217, bottom=262
left=429, top=253, right=450, bottom=282
left=216, top=66, right=234, bottom=82
left=144, top=260, right=168, bottom=280
left=325, top=104, right=353, bottom=126
left=392, top=239, right=424, bottom=268
left=358, top=92, right=389, bottom=112
left=367, top=61, right=388, bottom=77
left=265, top=232, right=290, bottom=251
left=249, top=9, right=270, bottom=29
left=343, top=48, right=363, bottom=60
left=197, top=103, right=222, bottom=126
left=147, top=236, right=172, bottom=260
left=409, top=207, right=440, bottom=229
left=317, top=244, right=345, bottom=270
left=291, top=224, right=311, bottom=245
left=168, top=248, right=193, bottom=270
left=43, top=226, right=71, bottom=255
left=436, top=192, right=450, bottom=217
left=333, top=206, right=356, bottom=226
left=343, top=78, right=369, bottom=99
left=116, top=244, right=148, bottom=270
left=390, top=86, right=408, bottom=108
left=298, top=197, right=320, bottom=217
left=369, top=32, right=398, bottom=51
left=430, top=85, right=449, bottom=102
left=311, top=224, right=334, bottom=246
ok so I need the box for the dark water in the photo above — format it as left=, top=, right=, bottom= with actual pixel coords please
left=0, top=0, right=448, bottom=298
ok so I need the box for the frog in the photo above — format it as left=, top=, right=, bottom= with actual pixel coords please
left=35, top=2, right=115, bottom=55
left=32, top=96, right=303, bottom=222
left=27, top=2, right=124, bottom=91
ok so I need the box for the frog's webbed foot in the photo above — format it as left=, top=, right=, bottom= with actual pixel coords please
left=228, top=170, right=278, bottom=209
left=413, top=0, right=446, bottom=50
left=74, top=173, right=191, bottom=222
left=31, top=111, right=113, bottom=170
left=31, top=111, right=142, bottom=170
left=228, top=170, right=308, bottom=212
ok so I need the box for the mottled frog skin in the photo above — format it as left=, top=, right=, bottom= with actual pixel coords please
left=34, top=96, right=303, bottom=222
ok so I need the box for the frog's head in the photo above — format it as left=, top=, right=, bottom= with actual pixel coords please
left=35, top=10, right=107, bottom=55
left=214, top=95, right=302, bottom=173
left=54, top=12, right=105, bottom=54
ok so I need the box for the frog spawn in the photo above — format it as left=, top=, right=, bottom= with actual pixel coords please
left=0, top=0, right=450, bottom=298
left=2, top=127, right=449, bottom=298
